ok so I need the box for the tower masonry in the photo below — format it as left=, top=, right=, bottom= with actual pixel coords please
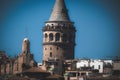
left=22, top=38, right=30, bottom=53
left=13, top=38, right=36, bottom=74
left=42, top=0, right=76, bottom=74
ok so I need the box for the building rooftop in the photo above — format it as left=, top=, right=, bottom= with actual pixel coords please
left=46, top=74, right=64, bottom=79
left=22, top=67, right=49, bottom=73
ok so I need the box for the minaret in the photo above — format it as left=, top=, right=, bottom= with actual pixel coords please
left=42, top=0, right=76, bottom=74
left=13, top=38, right=36, bottom=74
left=22, top=38, right=30, bottom=53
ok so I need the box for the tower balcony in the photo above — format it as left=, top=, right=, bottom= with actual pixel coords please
left=42, top=24, right=76, bottom=32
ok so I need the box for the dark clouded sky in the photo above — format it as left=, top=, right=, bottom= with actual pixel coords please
left=0, top=0, right=120, bottom=62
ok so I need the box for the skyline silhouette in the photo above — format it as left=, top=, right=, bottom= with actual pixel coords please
left=0, top=0, right=120, bottom=62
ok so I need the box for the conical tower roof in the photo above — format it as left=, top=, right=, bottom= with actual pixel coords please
left=49, top=0, right=70, bottom=21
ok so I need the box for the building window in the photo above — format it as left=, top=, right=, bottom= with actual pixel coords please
left=92, top=65, right=94, bottom=69
left=50, top=47, right=52, bottom=50
left=49, top=33, right=53, bottom=41
left=45, top=33, right=48, bottom=38
left=98, top=65, right=100, bottom=69
left=50, top=52, right=52, bottom=57
left=55, top=33, right=60, bottom=41
left=51, top=24, right=54, bottom=29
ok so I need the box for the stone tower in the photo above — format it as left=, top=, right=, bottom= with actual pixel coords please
left=22, top=38, right=30, bottom=53
left=42, top=0, right=76, bottom=74
left=13, top=38, right=36, bottom=74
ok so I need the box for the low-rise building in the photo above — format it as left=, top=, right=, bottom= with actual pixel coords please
left=76, top=59, right=103, bottom=73
left=76, top=59, right=90, bottom=68
left=113, top=59, right=120, bottom=71
left=90, top=60, right=103, bottom=73
left=112, top=58, right=120, bottom=76
left=76, top=59, right=113, bottom=73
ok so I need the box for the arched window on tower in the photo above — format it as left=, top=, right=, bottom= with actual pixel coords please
left=44, top=33, right=48, bottom=42
left=49, top=33, right=53, bottom=41
left=55, top=33, right=60, bottom=41
left=45, top=33, right=48, bottom=38
left=50, top=52, right=52, bottom=57
left=51, top=24, right=54, bottom=29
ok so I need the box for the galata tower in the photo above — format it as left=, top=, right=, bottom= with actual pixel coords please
left=42, top=0, right=76, bottom=74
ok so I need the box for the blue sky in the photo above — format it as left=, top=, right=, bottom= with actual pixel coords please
left=0, top=0, right=120, bottom=62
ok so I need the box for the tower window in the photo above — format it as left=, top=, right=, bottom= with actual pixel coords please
left=50, top=47, right=52, bottom=50
left=55, top=33, right=60, bottom=41
left=45, top=33, right=48, bottom=38
left=51, top=24, right=54, bottom=29
left=50, top=52, right=52, bottom=57
left=98, top=65, right=100, bottom=69
left=49, top=33, right=53, bottom=41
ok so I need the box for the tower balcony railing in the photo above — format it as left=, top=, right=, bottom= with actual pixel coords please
left=42, top=25, right=76, bottom=32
